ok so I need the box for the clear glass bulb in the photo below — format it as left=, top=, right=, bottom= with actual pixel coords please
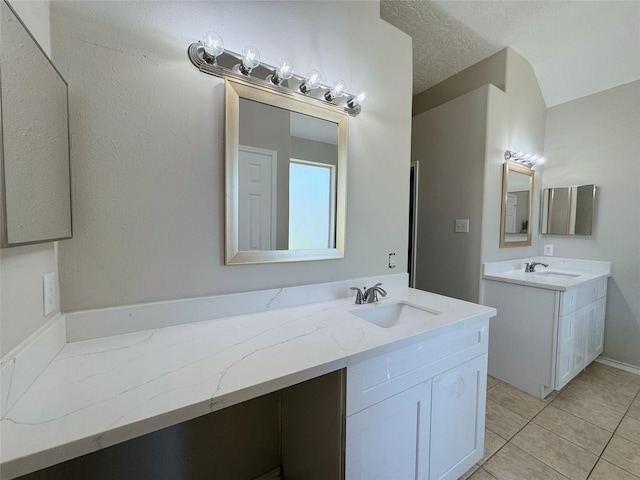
left=276, top=58, right=294, bottom=80
left=348, top=90, right=368, bottom=108
left=306, top=69, right=322, bottom=89
left=355, top=90, right=368, bottom=105
left=330, top=79, right=347, bottom=98
left=241, top=45, right=261, bottom=70
left=203, top=31, right=224, bottom=58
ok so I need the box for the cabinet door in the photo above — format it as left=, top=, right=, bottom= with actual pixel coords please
left=592, top=297, right=606, bottom=358
left=556, top=311, right=576, bottom=390
left=430, top=354, right=487, bottom=480
left=572, top=305, right=587, bottom=377
left=345, top=381, right=431, bottom=480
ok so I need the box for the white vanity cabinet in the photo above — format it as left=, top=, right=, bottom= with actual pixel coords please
left=345, top=318, right=489, bottom=480
left=484, top=275, right=608, bottom=398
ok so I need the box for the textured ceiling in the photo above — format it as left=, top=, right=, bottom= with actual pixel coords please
left=380, top=0, right=640, bottom=107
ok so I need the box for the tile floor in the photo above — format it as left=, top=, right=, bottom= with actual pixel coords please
left=460, top=362, right=640, bottom=480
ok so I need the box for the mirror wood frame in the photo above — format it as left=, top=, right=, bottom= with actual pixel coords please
left=224, top=77, right=348, bottom=265
left=499, top=162, right=534, bottom=248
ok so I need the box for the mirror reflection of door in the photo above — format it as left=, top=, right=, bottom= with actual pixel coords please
left=238, top=145, right=277, bottom=251
left=238, top=98, right=338, bottom=252
left=505, top=194, right=517, bottom=233
left=500, top=162, right=533, bottom=247
left=504, top=170, right=531, bottom=240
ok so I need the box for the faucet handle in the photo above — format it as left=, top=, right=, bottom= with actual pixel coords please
left=350, top=286, right=364, bottom=304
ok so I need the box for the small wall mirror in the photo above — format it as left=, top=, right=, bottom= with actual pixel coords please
left=500, top=162, right=534, bottom=247
left=225, top=77, right=347, bottom=265
left=541, top=184, right=596, bottom=235
left=0, top=0, right=72, bottom=247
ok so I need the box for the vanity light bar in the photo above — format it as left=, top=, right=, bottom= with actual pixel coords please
left=187, top=37, right=366, bottom=117
left=504, top=150, right=542, bottom=168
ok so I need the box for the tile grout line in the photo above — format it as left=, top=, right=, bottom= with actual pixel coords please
left=483, top=403, right=571, bottom=480
left=480, top=370, right=640, bottom=480
left=587, top=388, right=640, bottom=479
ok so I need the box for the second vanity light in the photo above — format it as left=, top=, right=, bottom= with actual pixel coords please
left=189, top=31, right=367, bottom=116
left=504, top=150, right=542, bottom=168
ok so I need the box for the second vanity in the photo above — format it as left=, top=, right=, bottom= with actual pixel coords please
left=1, top=274, right=495, bottom=480
left=482, top=257, right=611, bottom=399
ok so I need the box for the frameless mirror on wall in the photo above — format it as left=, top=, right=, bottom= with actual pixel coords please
left=541, top=184, right=596, bottom=235
left=225, top=77, right=347, bottom=265
left=500, top=162, right=534, bottom=248
left=0, top=0, right=72, bottom=247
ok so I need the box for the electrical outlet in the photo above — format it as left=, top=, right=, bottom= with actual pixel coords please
left=388, top=252, right=396, bottom=268
left=455, top=219, right=469, bottom=233
left=43, top=272, right=58, bottom=316
left=543, top=244, right=554, bottom=256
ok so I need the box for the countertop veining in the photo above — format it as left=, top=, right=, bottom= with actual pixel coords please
left=0, top=286, right=495, bottom=479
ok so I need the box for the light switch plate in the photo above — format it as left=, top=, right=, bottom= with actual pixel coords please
left=388, top=252, right=396, bottom=268
left=43, top=272, right=58, bottom=316
left=544, top=244, right=554, bottom=256
left=455, top=219, right=470, bottom=233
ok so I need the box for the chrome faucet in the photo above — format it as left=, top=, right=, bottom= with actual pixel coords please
left=525, top=261, right=549, bottom=272
left=350, top=283, right=387, bottom=304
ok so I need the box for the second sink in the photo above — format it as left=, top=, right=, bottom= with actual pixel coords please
left=349, top=301, right=438, bottom=328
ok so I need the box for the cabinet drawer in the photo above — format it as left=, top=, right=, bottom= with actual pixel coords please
left=560, top=277, right=608, bottom=315
left=596, top=277, right=608, bottom=299
left=560, top=289, right=578, bottom=315
left=346, top=319, right=488, bottom=416
left=577, top=281, right=599, bottom=309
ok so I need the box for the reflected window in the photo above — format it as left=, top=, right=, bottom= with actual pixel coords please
left=288, top=160, right=336, bottom=249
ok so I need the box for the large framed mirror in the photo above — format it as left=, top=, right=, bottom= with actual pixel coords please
left=541, top=184, right=596, bottom=235
left=500, top=162, right=534, bottom=248
left=0, top=0, right=72, bottom=247
left=225, top=77, right=347, bottom=265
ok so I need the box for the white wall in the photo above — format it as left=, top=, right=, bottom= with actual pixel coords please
left=1, top=0, right=60, bottom=357
left=543, top=81, right=640, bottom=368
left=49, top=1, right=413, bottom=312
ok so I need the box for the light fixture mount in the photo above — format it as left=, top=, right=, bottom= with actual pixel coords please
left=187, top=41, right=363, bottom=117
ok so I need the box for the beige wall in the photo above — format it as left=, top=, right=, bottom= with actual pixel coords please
left=1, top=0, right=60, bottom=357
left=412, top=86, right=488, bottom=302
left=411, top=48, right=546, bottom=302
left=543, top=81, right=640, bottom=368
left=480, top=48, right=546, bottom=266
left=49, top=1, right=412, bottom=313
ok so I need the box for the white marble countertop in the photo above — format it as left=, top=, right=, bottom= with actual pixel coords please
left=0, top=287, right=495, bottom=479
left=482, top=257, right=612, bottom=292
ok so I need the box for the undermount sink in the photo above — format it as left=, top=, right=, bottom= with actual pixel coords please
left=531, top=271, right=581, bottom=279
left=349, top=301, right=439, bottom=328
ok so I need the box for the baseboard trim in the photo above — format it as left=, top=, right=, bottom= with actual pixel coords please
left=595, top=356, right=640, bottom=376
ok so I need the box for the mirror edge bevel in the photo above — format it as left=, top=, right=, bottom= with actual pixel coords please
left=499, top=162, right=534, bottom=248
left=224, top=76, right=347, bottom=265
